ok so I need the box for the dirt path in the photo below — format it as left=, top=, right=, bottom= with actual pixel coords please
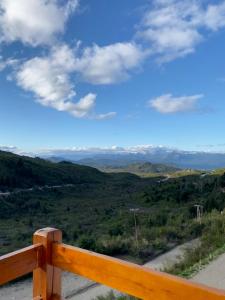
left=0, top=184, right=75, bottom=197
left=191, top=253, right=225, bottom=290
left=144, top=239, right=199, bottom=271
left=0, top=240, right=199, bottom=300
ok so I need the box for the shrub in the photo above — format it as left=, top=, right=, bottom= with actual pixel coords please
left=78, top=236, right=96, bottom=251
left=97, top=235, right=131, bottom=256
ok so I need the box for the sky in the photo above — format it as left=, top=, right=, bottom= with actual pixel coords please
left=1, top=0, right=225, bottom=153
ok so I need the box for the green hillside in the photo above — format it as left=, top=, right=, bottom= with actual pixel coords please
left=0, top=150, right=225, bottom=267
left=0, top=150, right=106, bottom=190
left=100, top=162, right=180, bottom=176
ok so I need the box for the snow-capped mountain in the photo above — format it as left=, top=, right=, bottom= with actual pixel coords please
left=37, top=145, right=225, bottom=170
left=2, top=144, right=225, bottom=170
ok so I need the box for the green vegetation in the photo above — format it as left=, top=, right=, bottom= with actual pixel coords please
left=0, top=150, right=105, bottom=190
left=167, top=169, right=203, bottom=178
left=93, top=210, right=225, bottom=300
left=0, top=150, right=225, bottom=269
left=165, top=209, right=225, bottom=278
left=98, top=162, right=180, bottom=177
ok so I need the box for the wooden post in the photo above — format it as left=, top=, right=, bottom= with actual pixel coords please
left=33, top=228, right=62, bottom=300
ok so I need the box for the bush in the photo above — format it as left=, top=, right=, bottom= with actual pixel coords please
left=165, top=210, right=225, bottom=278
left=96, top=235, right=131, bottom=256
left=108, top=223, right=123, bottom=236
left=78, top=236, right=96, bottom=251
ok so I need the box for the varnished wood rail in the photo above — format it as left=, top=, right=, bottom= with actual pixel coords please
left=0, top=227, right=225, bottom=300
left=52, top=242, right=225, bottom=300
left=0, top=244, right=42, bottom=285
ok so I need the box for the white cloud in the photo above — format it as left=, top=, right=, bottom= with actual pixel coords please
left=94, top=112, right=117, bottom=120
left=204, top=2, right=225, bottom=31
left=0, top=1, right=144, bottom=86
left=11, top=41, right=145, bottom=118
left=149, top=93, right=204, bottom=113
left=0, top=145, right=20, bottom=153
left=16, top=45, right=76, bottom=104
left=0, top=57, right=7, bottom=71
left=15, top=45, right=116, bottom=119
left=2, top=0, right=224, bottom=121
left=37, top=144, right=169, bottom=157
left=0, top=56, right=18, bottom=71
left=137, top=0, right=225, bottom=62
left=74, top=42, right=145, bottom=84
left=0, top=0, right=78, bottom=46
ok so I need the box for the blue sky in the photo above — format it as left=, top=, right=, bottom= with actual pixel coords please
left=1, top=0, right=225, bottom=152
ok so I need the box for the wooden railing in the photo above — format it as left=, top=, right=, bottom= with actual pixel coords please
left=1, top=228, right=225, bottom=300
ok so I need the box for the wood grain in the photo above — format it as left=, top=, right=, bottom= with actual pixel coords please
left=52, top=243, right=225, bottom=300
left=0, top=244, right=42, bottom=286
left=33, top=228, right=62, bottom=300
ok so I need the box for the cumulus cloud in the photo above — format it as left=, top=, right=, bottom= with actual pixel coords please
left=10, top=40, right=147, bottom=118
left=148, top=93, right=204, bottom=113
left=2, top=0, right=225, bottom=120
left=204, top=2, right=225, bottom=31
left=16, top=45, right=76, bottom=105
left=74, top=42, right=145, bottom=84
left=137, top=0, right=225, bottom=62
left=15, top=45, right=116, bottom=119
left=0, top=0, right=78, bottom=46
left=0, top=1, right=143, bottom=119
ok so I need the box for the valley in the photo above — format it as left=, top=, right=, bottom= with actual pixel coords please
left=0, top=150, right=225, bottom=268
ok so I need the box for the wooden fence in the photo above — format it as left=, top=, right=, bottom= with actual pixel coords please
left=0, top=228, right=225, bottom=300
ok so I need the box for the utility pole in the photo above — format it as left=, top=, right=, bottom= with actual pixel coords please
left=194, top=204, right=203, bottom=224
left=130, top=208, right=139, bottom=249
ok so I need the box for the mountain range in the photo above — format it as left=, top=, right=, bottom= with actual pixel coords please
left=39, top=146, right=225, bottom=170
left=2, top=145, right=225, bottom=170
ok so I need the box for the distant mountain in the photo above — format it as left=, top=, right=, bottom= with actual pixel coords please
left=76, top=156, right=147, bottom=167
left=42, top=146, right=225, bottom=170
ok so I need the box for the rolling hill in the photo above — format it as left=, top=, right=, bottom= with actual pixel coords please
left=0, top=150, right=106, bottom=190
left=93, top=162, right=181, bottom=176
